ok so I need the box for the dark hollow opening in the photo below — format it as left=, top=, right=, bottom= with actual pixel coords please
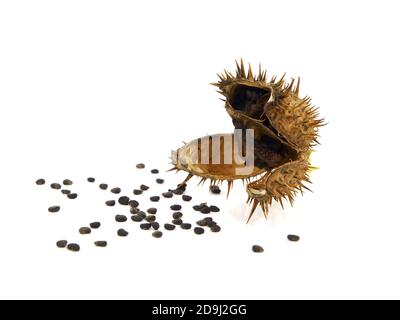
left=230, top=85, right=271, bottom=119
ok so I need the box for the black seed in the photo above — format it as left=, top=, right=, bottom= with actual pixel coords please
left=111, top=187, right=121, bottom=194
left=193, top=205, right=201, bottom=211
left=164, top=223, right=176, bottom=231
left=67, top=243, right=80, bottom=252
left=162, top=191, right=173, bottom=198
left=137, top=211, right=146, bottom=218
left=117, top=229, right=129, bottom=237
left=252, top=245, right=264, bottom=253
left=50, top=183, right=61, bottom=190
left=63, top=179, right=73, bottom=186
left=181, top=223, right=192, bottom=230
left=133, top=189, right=143, bottom=195
left=129, top=200, right=139, bottom=207
left=196, top=219, right=207, bottom=227
left=90, top=222, right=101, bottom=229
left=105, top=200, right=116, bottom=206
left=156, top=178, right=164, bottom=184
left=79, top=227, right=91, bottom=235
left=87, top=177, right=95, bottom=183
left=61, top=189, right=71, bottom=195
left=99, top=183, right=108, bottom=190
left=209, top=205, right=220, bottom=212
left=115, top=215, right=127, bottom=222
left=145, top=215, right=156, bottom=222
left=94, top=241, right=107, bottom=247
left=210, top=225, right=221, bottom=232
left=172, top=212, right=183, bottom=219
left=36, top=179, right=45, bottom=185
left=151, top=222, right=160, bottom=230
left=67, top=193, right=78, bottom=199
left=204, top=217, right=213, bottom=223
left=194, top=227, right=205, bottom=235
left=200, top=206, right=211, bottom=214
left=182, top=195, right=192, bottom=201
left=136, top=163, right=145, bottom=169
left=210, top=185, right=221, bottom=194
left=172, top=188, right=184, bottom=195
left=152, top=231, right=163, bottom=238
left=150, top=196, right=160, bottom=202
left=287, top=234, right=300, bottom=242
left=147, top=208, right=157, bottom=214
left=48, top=206, right=60, bottom=213
left=131, top=214, right=144, bottom=222
left=118, top=196, right=130, bottom=205
left=130, top=207, right=140, bottom=214
left=140, top=184, right=149, bottom=191
left=172, top=219, right=183, bottom=225
left=209, top=221, right=218, bottom=228
left=170, top=204, right=182, bottom=211
left=151, top=169, right=159, bottom=174
left=140, top=223, right=151, bottom=230
left=56, top=240, right=67, bottom=248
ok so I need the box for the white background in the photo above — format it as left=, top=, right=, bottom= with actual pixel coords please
left=0, top=0, right=399, bottom=300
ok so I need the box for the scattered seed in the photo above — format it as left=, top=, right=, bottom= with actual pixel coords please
left=151, top=169, right=159, bottom=174
left=182, top=195, right=192, bottom=201
left=193, top=205, right=201, bottom=211
left=172, top=188, right=184, bottom=195
left=36, top=178, right=45, bottom=185
left=287, top=234, right=300, bottom=242
left=151, top=222, right=160, bottom=230
left=118, top=196, right=130, bottom=205
left=94, top=241, right=107, bottom=247
left=61, top=189, right=71, bottom=195
left=136, top=163, right=145, bottom=169
left=105, top=200, right=116, bottom=206
left=140, top=223, right=151, bottom=230
left=252, top=245, right=264, bottom=253
left=56, top=240, right=67, bottom=248
left=210, top=185, right=221, bottom=194
left=137, top=211, right=146, bottom=218
left=99, top=183, right=108, bottom=190
left=196, top=220, right=207, bottom=227
left=204, top=217, right=213, bottom=223
left=79, top=227, right=91, bottom=235
left=156, top=178, right=164, bottom=184
left=111, top=187, right=121, bottom=194
left=140, top=184, right=149, bottom=191
left=147, top=208, right=157, bottom=214
left=181, top=223, right=192, bottom=230
left=133, top=189, right=143, bottom=195
left=63, top=179, right=73, bottom=186
left=200, top=206, right=211, bottom=214
left=48, top=206, right=60, bottom=213
left=115, top=215, right=127, bottom=222
left=130, top=207, right=140, bottom=214
left=152, top=231, right=163, bottom=238
left=50, top=183, right=61, bottom=190
left=87, top=177, right=95, bottom=183
left=172, top=212, right=183, bottom=219
left=145, top=215, right=156, bottom=222
left=164, top=223, right=176, bottom=231
left=209, top=205, right=220, bottom=212
left=170, top=204, right=182, bottom=211
left=162, top=191, right=173, bottom=198
left=194, top=227, right=205, bottom=235
left=150, top=196, right=160, bottom=202
left=67, top=243, right=80, bottom=252
left=210, top=225, right=221, bottom=232
left=129, top=200, right=139, bottom=207
left=172, top=219, right=183, bottom=225
left=131, top=214, right=144, bottom=222
left=117, top=229, right=129, bottom=237
left=67, top=193, right=78, bottom=199
left=90, top=222, right=101, bottom=229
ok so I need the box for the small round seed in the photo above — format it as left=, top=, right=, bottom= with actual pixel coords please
left=156, top=178, right=164, bottom=184
left=140, top=184, right=149, bottom=191
left=162, top=191, right=173, bottom=198
left=67, top=243, right=80, bottom=252
left=111, top=187, right=121, bottom=194
left=136, top=163, right=145, bottom=169
left=194, top=227, right=205, bottom=235
left=164, top=223, right=176, bottom=231
left=129, top=200, right=139, bottom=207
left=90, top=222, right=101, bottom=229
left=181, top=223, right=192, bottom=230
left=210, top=185, right=221, bottom=194
left=118, top=196, right=130, bottom=205
left=94, top=241, right=107, bottom=247
left=150, top=196, right=160, bottom=202
left=50, top=183, right=61, bottom=190
left=172, top=219, right=183, bottom=225
left=137, top=211, right=146, bottom=218
left=182, top=195, right=192, bottom=202
left=147, top=208, right=157, bottom=214
left=115, top=215, right=127, bottom=222
left=105, top=200, right=116, bottom=206
left=193, top=205, right=201, bottom=211
left=48, top=206, right=60, bottom=213
left=117, top=229, right=129, bottom=237
left=99, top=183, right=108, bottom=190
left=209, top=205, right=220, bottom=212
left=67, top=193, right=78, bottom=199
left=287, top=234, right=300, bottom=242
left=56, top=240, right=68, bottom=248
left=131, top=214, right=144, bottom=222
left=87, top=177, right=95, bottom=183
left=210, top=225, right=221, bottom=232
left=170, top=204, right=182, bottom=211
left=200, top=206, right=211, bottom=214
left=196, top=219, right=207, bottom=227
left=152, top=231, right=163, bottom=238
left=204, top=217, right=213, bottom=223
left=252, top=245, right=264, bottom=253
left=140, top=223, right=151, bottom=230
left=36, top=178, right=45, bottom=185
left=151, top=169, right=159, bottom=174
left=172, top=212, right=183, bottom=219
left=63, top=179, right=73, bottom=186
left=79, top=227, right=91, bottom=235
left=61, top=189, right=71, bottom=195
left=145, top=215, right=156, bottom=222
left=133, top=189, right=143, bottom=195
left=151, top=222, right=160, bottom=230
left=130, top=207, right=140, bottom=214
left=172, top=188, right=184, bottom=195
